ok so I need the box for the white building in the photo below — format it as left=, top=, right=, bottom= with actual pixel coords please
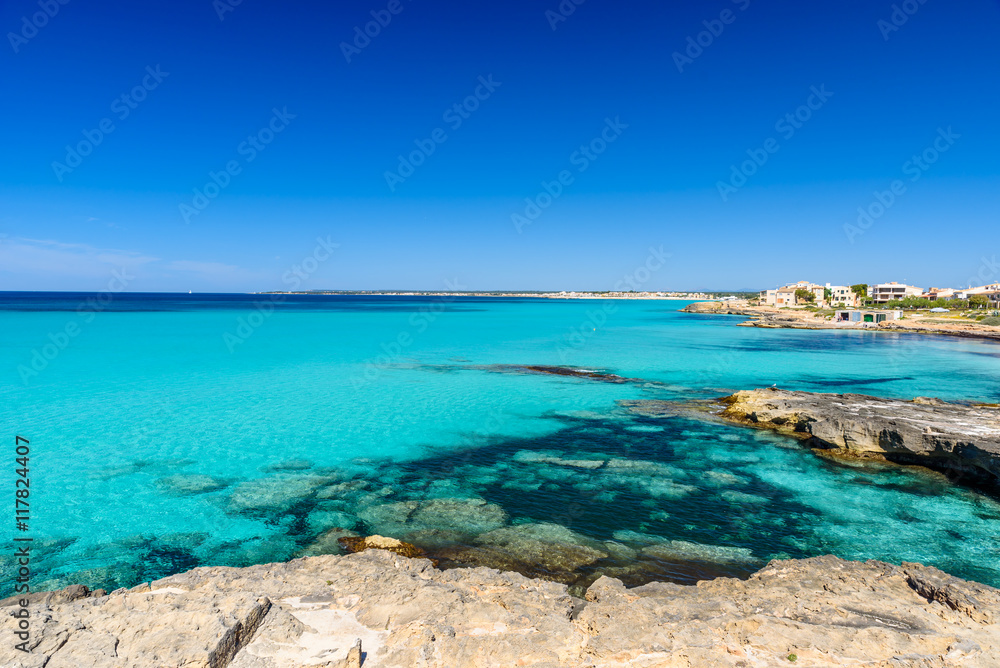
left=964, top=283, right=1000, bottom=306
left=869, top=282, right=923, bottom=303
left=922, top=287, right=958, bottom=301
left=825, top=284, right=860, bottom=308
left=761, top=281, right=826, bottom=307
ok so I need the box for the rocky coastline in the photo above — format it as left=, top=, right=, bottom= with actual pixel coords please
left=717, top=388, right=1000, bottom=486
left=681, top=301, right=1000, bottom=342
left=5, top=548, right=999, bottom=667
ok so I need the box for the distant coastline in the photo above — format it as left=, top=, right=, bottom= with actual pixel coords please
left=257, top=290, right=740, bottom=300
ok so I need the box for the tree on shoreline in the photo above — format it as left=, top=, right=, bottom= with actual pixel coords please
left=850, top=284, right=870, bottom=306
left=794, top=288, right=816, bottom=304
left=970, top=294, right=989, bottom=309
left=882, top=296, right=971, bottom=311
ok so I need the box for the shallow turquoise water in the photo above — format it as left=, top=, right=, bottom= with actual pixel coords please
left=2, top=293, right=999, bottom=594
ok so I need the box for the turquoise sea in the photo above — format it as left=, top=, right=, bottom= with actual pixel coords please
left=2, top=293, right=1000, bottom=596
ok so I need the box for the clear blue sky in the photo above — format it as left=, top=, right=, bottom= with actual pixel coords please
left=1, top=0, right=998, bottom=292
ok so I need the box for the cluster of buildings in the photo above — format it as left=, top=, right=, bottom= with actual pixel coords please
left=760, top=281, right=1000, bottom=309
left=554, top=291, right=719, bottom=300
left=760, top=281, right=865, bottom=308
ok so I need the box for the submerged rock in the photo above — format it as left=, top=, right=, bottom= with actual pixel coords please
left=611, top=529, right=660, bottom=544
left=357, top=497, right=508, bottom=539
left=640, top=540, right=759, bottom=566
left=224, top=475, right=328, bottom=515
left=611, top=530, right=759, bottom=566
left=260, top=458, right=313, bottom=472
left=401, top=528, right=469, bottom=550
left=158, top=532, right=210, bottom=551
left=8, top=552, right=999, bottom=667
left=210, top=534, right=299, bottom=568
left=34, top=561, right=144, bottom=597
left=720, top=387, right=1000, bottom=486
left=488, top=364, right=638, bottom=383
left=415, top=497, right=507, bottom=534
left=355, top=499, right=419, bottom=536
left=500, top=478, right=543, bottom=492
left=603, top=457, right=687, bottom=478
left=155, top=474, right=230, bottom=496
left=601, top=540, right=639, bottom=562
left=600, top=472, right=695, bottom=499
left=88, top=458, right=196, bottom=480
left=512, top=450, right=606, bottom=469
left=306, top=509, right=359, bottom=535
left=421, top=478, right=470, bottom=498
left=460, top=522, right=610, bottom=576
left=703, top=470, right=749, bottom=486
left=720, top=490, right=769, bottom=505
left=296, top=527, right=360, bottom=557
left=316, top=478, right=370, bottom=499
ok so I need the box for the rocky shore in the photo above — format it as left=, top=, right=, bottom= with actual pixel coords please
left=718, top=388, right=1000, bottom=486
left=681, top=302, right=1000, bottom=342
left=5, top=547, right=999, bottom=667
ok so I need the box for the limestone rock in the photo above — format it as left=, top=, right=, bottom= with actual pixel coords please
left=5, top=552, right=999, bottom=667
left=720, top=387, right=1000, bottom=485
left=338, top=534, right=429, bottom=561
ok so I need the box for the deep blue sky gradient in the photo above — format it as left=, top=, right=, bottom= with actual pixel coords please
left=1, top=0, right=998, bottom=291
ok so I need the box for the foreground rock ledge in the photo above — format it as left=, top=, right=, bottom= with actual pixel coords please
left=4, top=550, right=999, bottom=667
left=719, top=387, right=1000, bottom=486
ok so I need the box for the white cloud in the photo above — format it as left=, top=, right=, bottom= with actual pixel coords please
left=0, top=237, right=268, bottom=290
left=0, top=237, right=158, bottom=279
